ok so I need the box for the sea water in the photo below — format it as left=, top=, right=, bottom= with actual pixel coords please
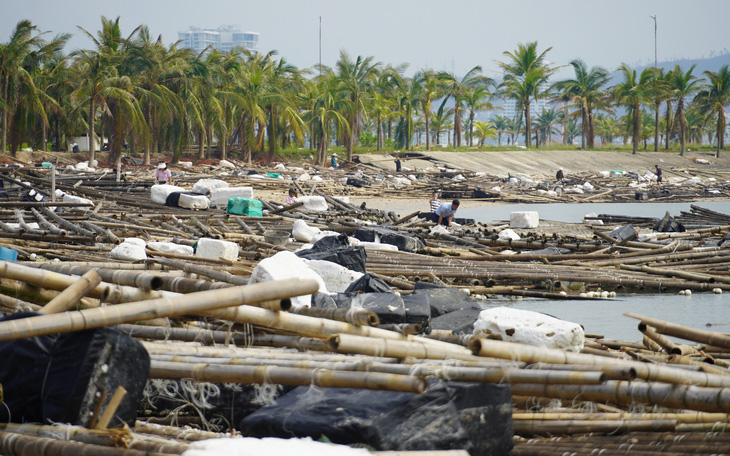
left=458, top=200, right=730, bottom=341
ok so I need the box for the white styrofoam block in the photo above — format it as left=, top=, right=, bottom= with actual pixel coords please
left=274, top=163, right=286, bottom=171
left=430, top=225, right=450, bottom=235
left=536, top=189, right=549, bottom=196
left=295, top=195, right=328, bottom=212
left=297, top=173, right=311, bottom=181
left=392, top=177, right=411, bottom=187
left=179, top=193, right=210, bottom=210
left=55, top=189, right=66, bottom=198
left=151, top=184, right=186, bottom=205
left=474, top=307, right=585, bottom=352
left=564, top=187, right=584, bottom=194
left=508, top=177, right=519, bottom=184
left=179, top=161, right=193, bottom=168
left=332, top=196, right=350, bottom=204
left=110, top=242, right=147, bottom=261
left=452, top=174, right=465, bottom=181
left=498, top=229, right=520, bottom=241
left=123, top=238, right=147, bottom=247
left=248, top=251, right=327, bottom=308
left=509, top=211, right=539, bottom=229
left=491, top=186, right=501, bottom=192
left=358, top=241, right=399, bottom=251
left=582, top=182, right=594, bottom=191
left=195, top=238, right=239, bottom=262
left=210, top=187, right=254, bottom=206
left=407, top=174, right=418, bottom=181
left=292, top=219, right=321, bottom=243
left=310, top=230, right=341, bottom=244
left=192, top=178, right=229, bottom=195
left=304, top=259, right=364, bottom=293
left=311, top=175, right=323, bottom=182
left=683, top=176, right=702, bottom=186
left=598, top=171, right=610, bottom=178
left=219, top=159, right=235, bottom=169
left=62, top=193, right=94, bottom=211
left=182, top=436, right=370, bottom=456
left=148, top=241, right=194, bottom=256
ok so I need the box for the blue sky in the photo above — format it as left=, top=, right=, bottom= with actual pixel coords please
left=2, top=0, right=728, bottom=77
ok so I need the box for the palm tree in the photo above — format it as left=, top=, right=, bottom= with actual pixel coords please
left=492, top=115, right=510, bottom=146
left=533, top=107, right=559, bottom=147
left=305, top=71, right=349, bottom=165
left=429, top=98, right=454, bottom=145
left=593, top=113, right=621, bottom=146
left=665, top=65, right=701, bottom=156
left=0, top=20, right=67, bottom=155
left=460, top=85, right=496, bottom=147
left=417, top=68, right=450, bottom=151
left=443, top=66, right=493, bottom=148
left=473, top=120, right=496, bottom=146
left=693, top=65, right=730, bottom=157
left=648, top=68, right=670, bottom=151
left=551, top=59, right=611, bottom=149
left=612, top=64, right=657, bottom=154
left=498, top=41, right=556, bottom=147
left=334, top=51, right=378, bottom=160
left=389, top=69, right=423, bottom=150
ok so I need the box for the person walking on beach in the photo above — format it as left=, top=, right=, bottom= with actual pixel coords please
left=556, top=169, right=564, bottom=182
left=155, top=162, right=172, bottom=185
left=331, top=154, right=338, bottom=169
left=395, top=157, right=402, bottom=172
left=434, top=199, right=460, bottom=227
left=429, top=191, right=441, bottom=212
left=655, top=165, right=663, bottom=184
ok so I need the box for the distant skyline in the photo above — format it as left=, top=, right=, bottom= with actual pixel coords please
left=2, top=0, right=728, bottom=78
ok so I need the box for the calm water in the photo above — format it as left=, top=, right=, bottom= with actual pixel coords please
left=459, top=200, right=730, bottom=224
left=458, top=200, right=730, bottom=341
left=484, top=293, right=728, bottom=342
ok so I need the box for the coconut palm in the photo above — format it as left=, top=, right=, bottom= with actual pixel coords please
left=665, top=65, right=701, bottom=156
left=551, top=59, right=611, bottom=149
left=612, top=64, right=658, bottom=154
left=389, top=69, right=423, bottom=150
left=443, top=66, right=493, bottom=148
left=473, top=120, right=496, bottom=146
left=492, top=115, right=510, bottom=146
left=429, top=98, right=454, bottom=145
left=693, top=65, right=730, bottom=157
left=334, top=51, right=379, bottom=160
left=305, top=71, right=349, bottom=165
left=533, top=107, right=559, bottom=147
left=498, top=41, right=556, bottom=147
left=460, top=85, right=496, bottom=147
left=593, top=113, right=621, bottom=146
left=417, top=69, right=451, bottom=151
left=0, top=20, right=68, bottom=155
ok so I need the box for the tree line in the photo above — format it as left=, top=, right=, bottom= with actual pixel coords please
left=1, top=18, right=729, bottom=167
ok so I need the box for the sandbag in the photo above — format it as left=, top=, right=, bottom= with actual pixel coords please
left=430, top=308, right=483, bottom=335
left=403, top=294, right=431, bottom=333
left=296, top=245, right=367, bottom=273
left=346, top=177, right=370, bottom=188
left=353, top=227, right=425, bottom=252
left=0, top=312, right=149, bottom=427
left=239, top=380, right=512, bottom=456
left=340, top=293, right=405, bottom=325
left=345, top=273, right=392, bottom=294
left=412, top=287, right=483, bottom=317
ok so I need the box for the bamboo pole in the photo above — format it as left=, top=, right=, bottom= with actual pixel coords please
left=40, top=269, right=102, bottom=314
left=511, top=411, right=730, bottom=424
left=510, top=381, right=730, bottom=413
left=0, top=278, right=319, bottom=342
left=639, top=323, right=682, bottom=355
left=328, top=333, right=479, bottom=362
left=625, top=312, right=730, bottom=349
left=0, top=431, right=148, bottom=456
left=470, top=338, right=730, bottom=388
left=514, top=419, right=678, bottom=436
left=149, top=359, right=427, bottom=393
left=292, top=306, right=380, bottom=326
left=95, top=386, right=127, bottom=430
left=0, top=423, right=130, bottom=448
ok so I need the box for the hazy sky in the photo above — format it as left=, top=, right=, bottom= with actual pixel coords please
left=3, top=0, right=728, bottom=78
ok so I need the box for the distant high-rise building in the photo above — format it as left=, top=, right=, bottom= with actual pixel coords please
left=178, top=25, right=259, bottom=55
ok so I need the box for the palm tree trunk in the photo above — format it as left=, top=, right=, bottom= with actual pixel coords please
left=632, top=105, right=640, bottom=155
left=197, top=130, right=204, bottom=159
left=717, top=112, right=725, bottom=158
left=2, top=75, right=9, bottom=153
left=665, top=101, right=672, bottom=150
left=454, top=104, right=461, bottom=148
left=88, top=99, right=96, bottom=165
left=377, top=115, right=383, bottom=151
left=654, top=101, right=660, bottom=151
left=580, top=108, right=587, bottom=149
left=588, top=110, right=596, bottom=149
left=425, top=110, right=431, bottom=151
left=524, top=101, right=532, bottom=148
left=678, top=100, right=686, bottom=156
left=206, top=127, right=213, bottom=159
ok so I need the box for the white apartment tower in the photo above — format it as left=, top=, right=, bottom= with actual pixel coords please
left=178, top=25, right=259, bottom=55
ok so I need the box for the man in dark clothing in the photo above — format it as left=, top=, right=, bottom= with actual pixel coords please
left=395, top=158, right=402, bottom=172
left=556, top=169, right=564, bottom=182
left=655, top=165, right=663, bottom=184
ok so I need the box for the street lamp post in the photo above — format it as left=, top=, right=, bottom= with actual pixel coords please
left=650, top=15, right=657, bottom=68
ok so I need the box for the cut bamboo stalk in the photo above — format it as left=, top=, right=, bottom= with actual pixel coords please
left=291, top=306, right=380, bottom=326
left=510, top=381, right=730, bottom=413
left=0, top=431, right=145, bottom=456
left=149, top=359, right=427, bottom=393
left=511, top=411, right=730, bottom=423
left=0, top=278, right=319, bottom=342
left=626, top=312, right=730, bottom=349
left=95, top=386, right=127, bottom=430
left=513, top=418, right=677, bottom=435
left=639, top=323, right=682, bottom=354
left=0, top=423, right=130, bottom=448
left=470, top=338, right=730, bottom=388
left=40, top=269, right=102, bottom=314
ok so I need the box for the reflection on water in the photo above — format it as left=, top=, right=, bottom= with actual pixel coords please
left=483, top=293, right=728, bottom=342
left=460, top=200, right=730, bottom=224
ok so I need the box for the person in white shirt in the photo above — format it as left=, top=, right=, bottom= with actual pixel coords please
left=435, top=200, right=460, bottom=226
left=429, top=191, right=441, bottom=213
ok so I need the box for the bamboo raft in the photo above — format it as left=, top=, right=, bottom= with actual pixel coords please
left=0, top=159, right=729, bottom=455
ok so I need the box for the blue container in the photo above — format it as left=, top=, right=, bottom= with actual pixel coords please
left=0, top=246, right=18, bottom=261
